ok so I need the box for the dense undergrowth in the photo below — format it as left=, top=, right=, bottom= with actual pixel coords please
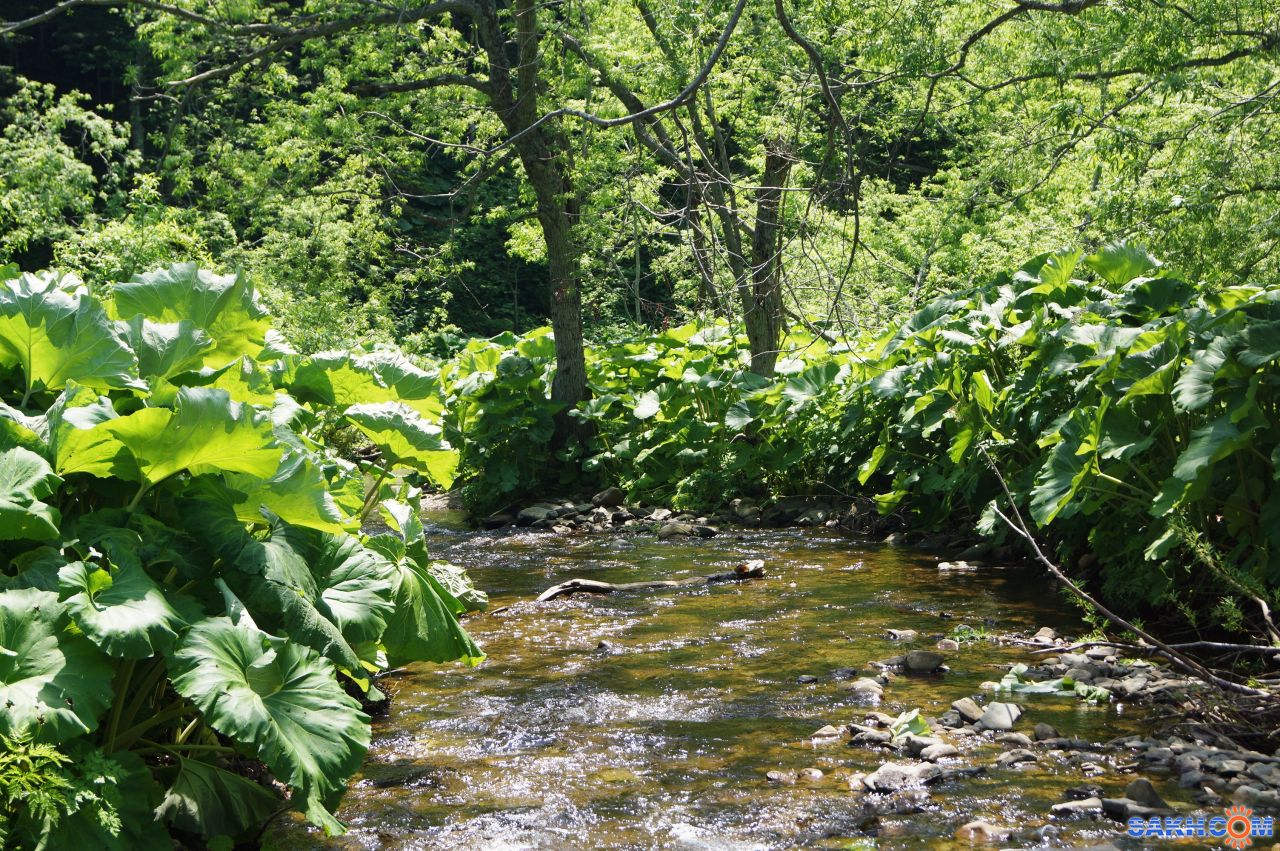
left=437, top=244, right=1280, bottom=635
left=0, top=264, right=485, bottom=848
left=4, top=244, right=1278, bottom=845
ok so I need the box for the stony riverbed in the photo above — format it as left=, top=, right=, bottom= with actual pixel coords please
left=265, top=513, right=1278, bottom=850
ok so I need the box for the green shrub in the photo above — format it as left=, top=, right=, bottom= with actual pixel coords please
left=0, top=262, right=484, bottom=847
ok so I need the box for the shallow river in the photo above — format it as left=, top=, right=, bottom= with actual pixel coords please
left=266, top=519, right=1195, bottom=850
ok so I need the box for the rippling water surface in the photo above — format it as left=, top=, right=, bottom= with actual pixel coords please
left=266, top=517, right=1189, bottom=850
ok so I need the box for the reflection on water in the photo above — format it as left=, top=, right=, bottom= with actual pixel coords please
left=266, top=523, right=1179, bottom=850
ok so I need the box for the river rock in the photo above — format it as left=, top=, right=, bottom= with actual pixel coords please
left=517, top=503, right=558, bottom=525
left=977, top=702, right=1022, bottom=732
left=1051, top=797, right=1103, bottom=816
left=904, top=650, right=946, bottom=673
left=937, top=560, right=979, bottom=571
left=901, top=735, right=944, bottom=757
left=936, top=638, right=960, bottom=651
left=887, top=629, right=918, bottom=641
left=952, top=697, right=985, bottom=723
left=861, top=761, right=940, bottom=792
left=1065, top=667, right=1094, bottom=683
left=936, top=710, right=964, bottom=729
left=657, top=522, right=695, bottom=539
left=1032, top=627, right=1058, bottom=643
left=767, top=769, right=797, bottom=785
left=996, top=749, right=1038, bottom=767
left=799, top=767, right=824, bottom=781
left=1178, top=770, right=1209, bottom=788
left=1249, top=762, right=1280, bottom=787
left=1124, top=778, right=1169, bottom=809
left=955, top=820, right=1009, bottom=842
left=590, top=486, right=626, bottom=507
left=481, top=513, right=514, bottom=528
left=797, top=674, right=819, bottom=684
left=1207, top=756, right=1247, bottom=775
left=996, top=732, right=1033, bottom=748
left=920, top=743, right=960, bottom=761
left=845, top=678, right=885, bottom=698
left=1033, top=723, right=1059, bottom=742
left=1100, top=797, right=1173, bottom=821
left=810, top=725, right=845, bottom=743
left=691, top=524, right=718, bottom=538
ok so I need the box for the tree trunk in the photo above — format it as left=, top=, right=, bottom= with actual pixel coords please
left=743, top=142, right=793, bottom=377
left=481, top=0, right=590, bottom=444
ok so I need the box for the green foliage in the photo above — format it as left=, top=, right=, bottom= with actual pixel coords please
left=0, top=263, right=482, bottom=847
left=438, top=245, right=1280, bottom=635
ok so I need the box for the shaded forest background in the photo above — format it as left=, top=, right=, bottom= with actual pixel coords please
left=4, top=0, right=1277, bottom=353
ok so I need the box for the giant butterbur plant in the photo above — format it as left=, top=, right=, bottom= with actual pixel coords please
left=0, top=264, right=484, bottom=848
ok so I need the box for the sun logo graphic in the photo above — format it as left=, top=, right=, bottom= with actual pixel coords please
left=1222, top=805, right=1261, bottom=850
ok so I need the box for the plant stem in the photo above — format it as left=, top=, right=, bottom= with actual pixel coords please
left=125, top=482, right=151, bottom=512
left=103, top=659, right=136, bottom=753
left=359, top=468, right=392, bottom=524
left=113, top=702, right=192, bottom=751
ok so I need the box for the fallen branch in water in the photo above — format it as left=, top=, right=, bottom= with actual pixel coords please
left=535, top=560, right=766, bottom=602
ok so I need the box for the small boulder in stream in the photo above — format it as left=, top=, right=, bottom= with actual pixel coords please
left=592, top=486, right=626, bottom=507
left=904, top=650, right=946, bottom=673
left=955, top=820, right=1010, bottom=843
left=951, top=697, right=985, bottom=724
left=976, top=701, right=1022, bottom=732
left=861, top=761, right=940, bottom=792
left=657, top=522, right=695, bottom=539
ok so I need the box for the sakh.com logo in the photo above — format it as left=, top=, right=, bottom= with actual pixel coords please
left=1127, top=805, right=1275, bottom=848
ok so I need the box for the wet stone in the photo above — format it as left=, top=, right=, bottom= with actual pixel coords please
left=1033, top=722, right=1060, bottom=742
left=996, top=748, right=1038, bottom=767
left=955, top=820, right=1010, bottom=843
left=977, top=701, right=1022, bottom=732
left=1051, top=797, right=1103, bottom=816
left=904, top=650, right=946, bottom=673
left=996, top=732, right=1033, bottom=747
left=861, top=761, right=941, bottom=792
left=920, top=743, right=960, bottom=761
left=951, top=697, right=985, bottom=723
left=1124, top=777, right=1169, bottom=809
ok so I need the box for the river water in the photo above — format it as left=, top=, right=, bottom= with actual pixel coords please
left=265, top=518, right=1188, bottom=850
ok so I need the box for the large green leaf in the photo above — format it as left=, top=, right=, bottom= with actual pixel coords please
left=0, top=446, right=61, bottom=541
left=1083, top=242, right=1161, bottom=286
left=43, top=382, right=139, bottom=479
left=167, top=617, right=370, bottom=834
left=124, top=316, right=214, bottom=382
left=0, top=272, right=142, bottom=402
left=155, top=755, right=283, bottom=838
left=58, top=561, right=186, bottom=659
left=382, top=558, right=484, bottom=667
left=108, top=264, right=271, bottom=368
left=1029, top=408, right=1098, bottom=525
left=0, top=588, right=114, bottom=743
left=107, top=387, right=282, bottom=487
left=225, top=453, right=354, bottom=535
left=343, top=402, right=459, bottom=488
left=304, top=532, right=396, bottom=645
left=223, top=524, right=366, bottom=674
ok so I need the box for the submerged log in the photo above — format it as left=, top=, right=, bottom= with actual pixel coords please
left=535, top=560, right=766, bottom=602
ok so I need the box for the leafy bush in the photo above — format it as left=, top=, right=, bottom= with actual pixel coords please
left=436, top=244, right=1279, bottom=633
left=0, top=263, right=483, bottom=847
